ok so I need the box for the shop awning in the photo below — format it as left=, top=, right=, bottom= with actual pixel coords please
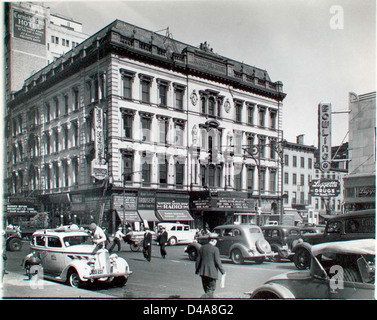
left=138, top=210, right=160, bottom=222
left=117, top=211, right=141, bottom=223
left=157, top=210, right=194, bottom=221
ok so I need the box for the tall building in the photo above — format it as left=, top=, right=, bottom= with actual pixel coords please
left=4, top=19, right=286, bottom=232
left=4, top=2, right=88, bottom=100
left=343, top=91, right=376, bottom=211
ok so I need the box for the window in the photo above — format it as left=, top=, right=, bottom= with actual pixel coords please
left=247, top=166, right=254, bottom=190
left=141, top=80, right=150, bottom=103
left=270, top=140, right=276, bottom=159
left=293, top=156, right=297, bottom=167
left=258, top=107, right=265, bottom=127
left=293, top=173, right=297, bottom=185
left=140, top=115, right=152, bottom=142
left=73, top=88, right=79, bottom=111
left=123, top=113, right=133, bottom=139
left=200, top=165, right=207, bottom=187
left=300, top=174, right=305, bottom=186
left=122, top=153, right=133, bottom=182
left=142, top=161, right=151, bottom=184
left=175, top=87, right=184, bottom=110
left=247, top=105, right=254, bottom=125
left=159, top=159, right=168, bottom=186
left=175, top=161, right=184, bottom=187
left=208, top=97, right=216, bottom=116
left=208, top=165, right=215, bottom=187
left=284, top=154, right=289, bottom=167
left=122, top=73, right=134, bottom=100
left=64, top=95, right=69, bottom=114
left=300, top=157, right=305, bottom=168
left=284, top=172, right=289, bottom=184
left=235, top=164, right=243, bottom=191
left=54, top=97, right=59, bottom=118
left=235, top=102, right=242, bottom=122
left=201, top=97, right=206, bottom=114
left=269, top=170, right=276, bottom=193
left=159, top=119, right=168, bottom=144
left=157, top=80, right=169, bottom=106
left=270, top=111, right=277, bottom=129
left=174, top=122, right=184, bottom=146
left=308, top=158, right=313, bottom=169
left=260, top=168, right=266, bottom=191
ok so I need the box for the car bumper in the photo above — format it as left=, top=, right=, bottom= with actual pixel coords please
left=83, top=271, right=133, bottom=280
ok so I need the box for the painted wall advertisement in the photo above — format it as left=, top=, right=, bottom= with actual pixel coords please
left=13, top=9, right=46, bottom=45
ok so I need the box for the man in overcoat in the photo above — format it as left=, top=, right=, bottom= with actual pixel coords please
left=195, top=233, right=226, bottom=297
left=143, top=227, right=153, bottom=261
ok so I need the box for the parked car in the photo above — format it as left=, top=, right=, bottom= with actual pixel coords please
left=185, top=224, right=275, bottom=264
left=247, top=239, right=375, bottom=299
left=4, top=227, right=23, bottom=251
left=22, top=225, right=132, bottom=288
left=155, top=223, right=197, bottom=246
left=261, top=226, right=302, bottom=262
left=292, top=210, right=375, bottom=270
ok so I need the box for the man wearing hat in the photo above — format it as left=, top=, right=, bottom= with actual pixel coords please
left=143, top=227, right=153, bottom=261
left=157, top=226, right=168, bottom=258
left=109, top=226, right=126, bottom=252
left=195, top=233, right=226, bottom=298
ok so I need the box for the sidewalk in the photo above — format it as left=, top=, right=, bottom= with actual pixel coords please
left=1, top=271, right=112, bottom=299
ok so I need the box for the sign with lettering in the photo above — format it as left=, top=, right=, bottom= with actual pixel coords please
left=91, top=106, right=108, bottom=180
left=309, top=179, right=340, bottom=197
left=13, top=9, right=46, bottom=45
left=318, top=102, right=332, bottom=172
left=138, top=191, right=156, bottom=209
left=357, top=187, right=375, bottom=197
left=6, top=204, right=38, bottom=215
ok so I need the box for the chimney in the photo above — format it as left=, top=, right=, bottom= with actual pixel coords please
left=296, top=134, right=304, bottom=145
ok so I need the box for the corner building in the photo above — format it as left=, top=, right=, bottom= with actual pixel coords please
left=5, top=20, right=286, bottom=232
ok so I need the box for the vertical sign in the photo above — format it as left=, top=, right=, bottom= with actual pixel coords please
left=91, top=106, right=108, bottom=180
left=318, top=102, right=332, bottom=172
left=13, top=9, right=46, bottom=45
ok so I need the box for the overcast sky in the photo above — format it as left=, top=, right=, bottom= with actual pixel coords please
left=43, top=0, right=376, bottom=147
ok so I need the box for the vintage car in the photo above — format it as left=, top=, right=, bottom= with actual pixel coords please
left=155, top=222, right=197, bottom=246
left=293, top=210, right=375, bottom=270
left=261, top=226, right=302, bottom=262
left=4, top=227, right=23, bottom=251
left=22, top=225, right=133, bottom=288
left=247, top=239, right=375, bottom=299
left=185, top=224, right=275, bottom=264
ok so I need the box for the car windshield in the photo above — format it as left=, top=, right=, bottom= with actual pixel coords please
left=63, top=235, right=92, bottom=246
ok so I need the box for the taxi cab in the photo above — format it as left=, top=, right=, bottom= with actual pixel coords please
left=23, top=225, right=132, bottom=288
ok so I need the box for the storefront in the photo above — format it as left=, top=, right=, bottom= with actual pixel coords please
left=344, top=174, right=376, bottom=212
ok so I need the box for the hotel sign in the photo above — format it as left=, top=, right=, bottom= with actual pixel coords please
left=91, top=106, right=108, bottom=180
left=13, top=9, right=46, bottom=45
left=318, top=102, right=332, bottom=172
left=309, top=179, right=340, bottom=197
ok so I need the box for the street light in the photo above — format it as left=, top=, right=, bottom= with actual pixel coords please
left=242, top=139, right=285, bottom=225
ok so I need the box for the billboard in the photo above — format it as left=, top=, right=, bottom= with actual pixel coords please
left=13, top=9, right=46, bottom=45
left=318, top=102, right=332, bottom=172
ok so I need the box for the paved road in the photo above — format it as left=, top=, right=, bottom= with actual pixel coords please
left=3, top=240, right=297, bottom=299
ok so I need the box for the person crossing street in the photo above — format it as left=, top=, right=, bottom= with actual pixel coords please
left=109, top=226, right=126, bottom=252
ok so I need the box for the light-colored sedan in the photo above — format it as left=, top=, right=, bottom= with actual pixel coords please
left=23, top=225, right=132, bottom=288
left=247, top=239, right=375, bottom=299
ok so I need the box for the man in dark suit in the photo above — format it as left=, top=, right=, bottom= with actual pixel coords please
left=157, top=227, right=168, bottom=258
left=143, top=228, right=153, bottom=261
left=195, top=233, right=226, bottom=298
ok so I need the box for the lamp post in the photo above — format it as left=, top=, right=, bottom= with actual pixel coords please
left=242, top=139, right=285, bottom=225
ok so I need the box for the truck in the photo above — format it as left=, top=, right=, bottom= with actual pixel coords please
left=19, top=212, right=50, bottom=239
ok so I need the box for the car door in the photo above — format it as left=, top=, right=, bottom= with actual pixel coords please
left=45, top=236, right=65, bottom=275
left=33, top=235, right=49, bottom=269
left=216, top=228, right=235, bottom=256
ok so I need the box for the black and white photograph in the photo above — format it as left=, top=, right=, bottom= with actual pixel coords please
left=0, top=0, right=375, bottom=306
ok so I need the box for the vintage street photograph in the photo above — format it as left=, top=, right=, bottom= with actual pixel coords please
left=1, top=0, right=375, bottom=304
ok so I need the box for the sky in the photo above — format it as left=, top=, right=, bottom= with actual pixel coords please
left=41, top=0, right=376, bottom=147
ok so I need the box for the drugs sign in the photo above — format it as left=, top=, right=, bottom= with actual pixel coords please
left=309, top=179, right=340, bottom=197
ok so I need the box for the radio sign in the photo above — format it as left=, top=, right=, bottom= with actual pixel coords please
left=309, top=179, right=340, bottom=197
left=318, top=102, right=332, bottom=172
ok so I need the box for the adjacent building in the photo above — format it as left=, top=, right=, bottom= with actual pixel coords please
left=5, top=19, right=286, bottom=232
left=343, top=91, right=376, bottom=212
left=4, top=2, right=88, bottom=100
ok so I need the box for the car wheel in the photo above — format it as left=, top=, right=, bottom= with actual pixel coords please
left=7, top=238, right=22, bottom=251
left=231, top=249, right=244, bottom=264
left=256, top=239, right=271, bottom=254
left=187, top=247, right=198, bottom=261
left=168, top=237, right=177, bottom=246
left=112, top=276, right=127, bottom=287
left=68, top=269, right=82, bottom=288
left=253, top=257, right=264, bottom=264
left=293, top=248, right=311, bottom=270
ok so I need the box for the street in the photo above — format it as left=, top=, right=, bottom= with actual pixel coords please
left=3, top=240, right=297, bottom=299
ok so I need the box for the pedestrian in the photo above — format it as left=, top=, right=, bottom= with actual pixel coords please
left=195, top=233, right=226, bottom=298
left=157, top=227, right=168, bottom=258
left=143, top=227, right=153, bottom=261
left=109, top=226, right=125, bottom=252
left=89, top=223, right=107, bottom=253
